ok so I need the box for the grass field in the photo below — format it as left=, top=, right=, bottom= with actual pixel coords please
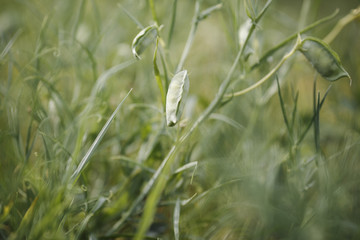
left=1, top=0, right=360, bottom=239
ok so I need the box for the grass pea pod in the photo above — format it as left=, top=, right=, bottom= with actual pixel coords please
left=166, top=70, right=190, bottom=127
left=299, top=37, right=351, bottom=82
left=131, top=25, right=157, bottom=59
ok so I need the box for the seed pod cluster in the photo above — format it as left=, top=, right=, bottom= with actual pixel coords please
left=299, top=37, right=351, bottom=82
left=166, top=70, right=190, bottom=127
left=131, top=25, right=157, bottom=60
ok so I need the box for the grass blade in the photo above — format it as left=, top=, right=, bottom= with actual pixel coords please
left=167, top=0, right=178, bottom=47
left=276, top=76, right=292, bottom=142
left=0, top=29, right=22, bottom=61
left=153, top=38, right=166, bottom=109
left=173, top=198, right=181, bottom=240
left=71, top=89, right=132, bottom=183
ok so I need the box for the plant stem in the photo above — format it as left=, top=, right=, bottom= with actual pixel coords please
left=226, top=36, right=300, bottom=98
left=323, top=6, right=360, bottom=44
left=175, top=1, right=200, bottom=73
left=167, top=0, right=178, bottom=47
left=251, top=9, right=339, bottom=70
left=149, top=0, right=159, bottom=25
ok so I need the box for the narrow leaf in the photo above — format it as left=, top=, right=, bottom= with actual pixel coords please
left=71, top=89, right=132, bottom=183
left=173, top=198, right=181, bottom=240
left=153, top=38, right=166, bottom=108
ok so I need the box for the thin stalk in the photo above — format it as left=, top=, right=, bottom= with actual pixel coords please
left=323, top=6, right=360, bottom=44
left=153, top=38, right=166, bottom=109
left=175, top=2, right=222, bottom=73
left=175, top=1, right=200, bottom=73
left=290, top=91, right=299, bottom=132
left=296, top=84, right=332, bottom=146
left=298, top=0, right=312, bottom=30
left=251, top=9, right=339, bottom=70
left=70, top=89, right=132, bottom=184
left=149, top=0, right=159, bottom=25
left=167, top=0, right=178, bottom=47
left=226, top=36, right=301, bottom=98
left=276, top=76, right=293, bottom=143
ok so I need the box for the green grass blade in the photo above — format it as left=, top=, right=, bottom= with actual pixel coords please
left=149, top=0, right=159, bottom=25
left=296, top=84, right=332, bottom=146
left=0, top=29, right=22, bottom=61
left=290, top=91, right=299, bottom=131
left=71, top=89, right=132, bottom=184
left=174, top=161, right=197, bottom=174
left=276, top=76, right=292, bottom=142
left=314, top=91, right=321, bottom=152
left=153, top=38, right=166, bottom=109
left=173, top=198, right=181, bottom=240
left=167, top=0, right=178, bottom=47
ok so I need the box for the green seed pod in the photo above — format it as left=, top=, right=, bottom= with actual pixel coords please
left=131, top=25, right=157, bottom=60
left=299, top=37, right=351, bottom=82
left=166, top=70, right=190, bottom=127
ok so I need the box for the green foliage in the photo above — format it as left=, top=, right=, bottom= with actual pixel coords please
left=0, top=0, right=359, bottom=240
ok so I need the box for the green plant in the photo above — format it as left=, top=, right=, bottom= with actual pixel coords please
left=0, top=1, right=359, bottom=240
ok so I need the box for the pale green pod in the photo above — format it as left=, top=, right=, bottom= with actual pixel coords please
left=166, top=70, right=190, bottom=127
left=299, top=37, right=351, bottom=82
left=131, top=25, right=157, bottom=60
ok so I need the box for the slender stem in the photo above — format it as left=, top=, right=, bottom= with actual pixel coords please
left=168, top=0, right=178, bottom=47
left=226, top=36, right=300, bottom=98
left=323, top=6, right=360, bottom=44
left=176, top=1, right=200, bottom=73
left=149, top=0, right=159, bottom=25
left=180, top=21, right=259, bottom=141
left=298, top=0, right=311, bottom=30
left=251, top=9, right=339, bottom=70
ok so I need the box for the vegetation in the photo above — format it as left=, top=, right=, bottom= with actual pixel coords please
left=1, top=0, right=359, bottom=239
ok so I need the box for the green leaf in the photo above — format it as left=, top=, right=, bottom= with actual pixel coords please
left=70, top=89, right=132, bottom=183
left=299, top=37, right=351, bottom=82
left=131, top=25, right=158, bottom=59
